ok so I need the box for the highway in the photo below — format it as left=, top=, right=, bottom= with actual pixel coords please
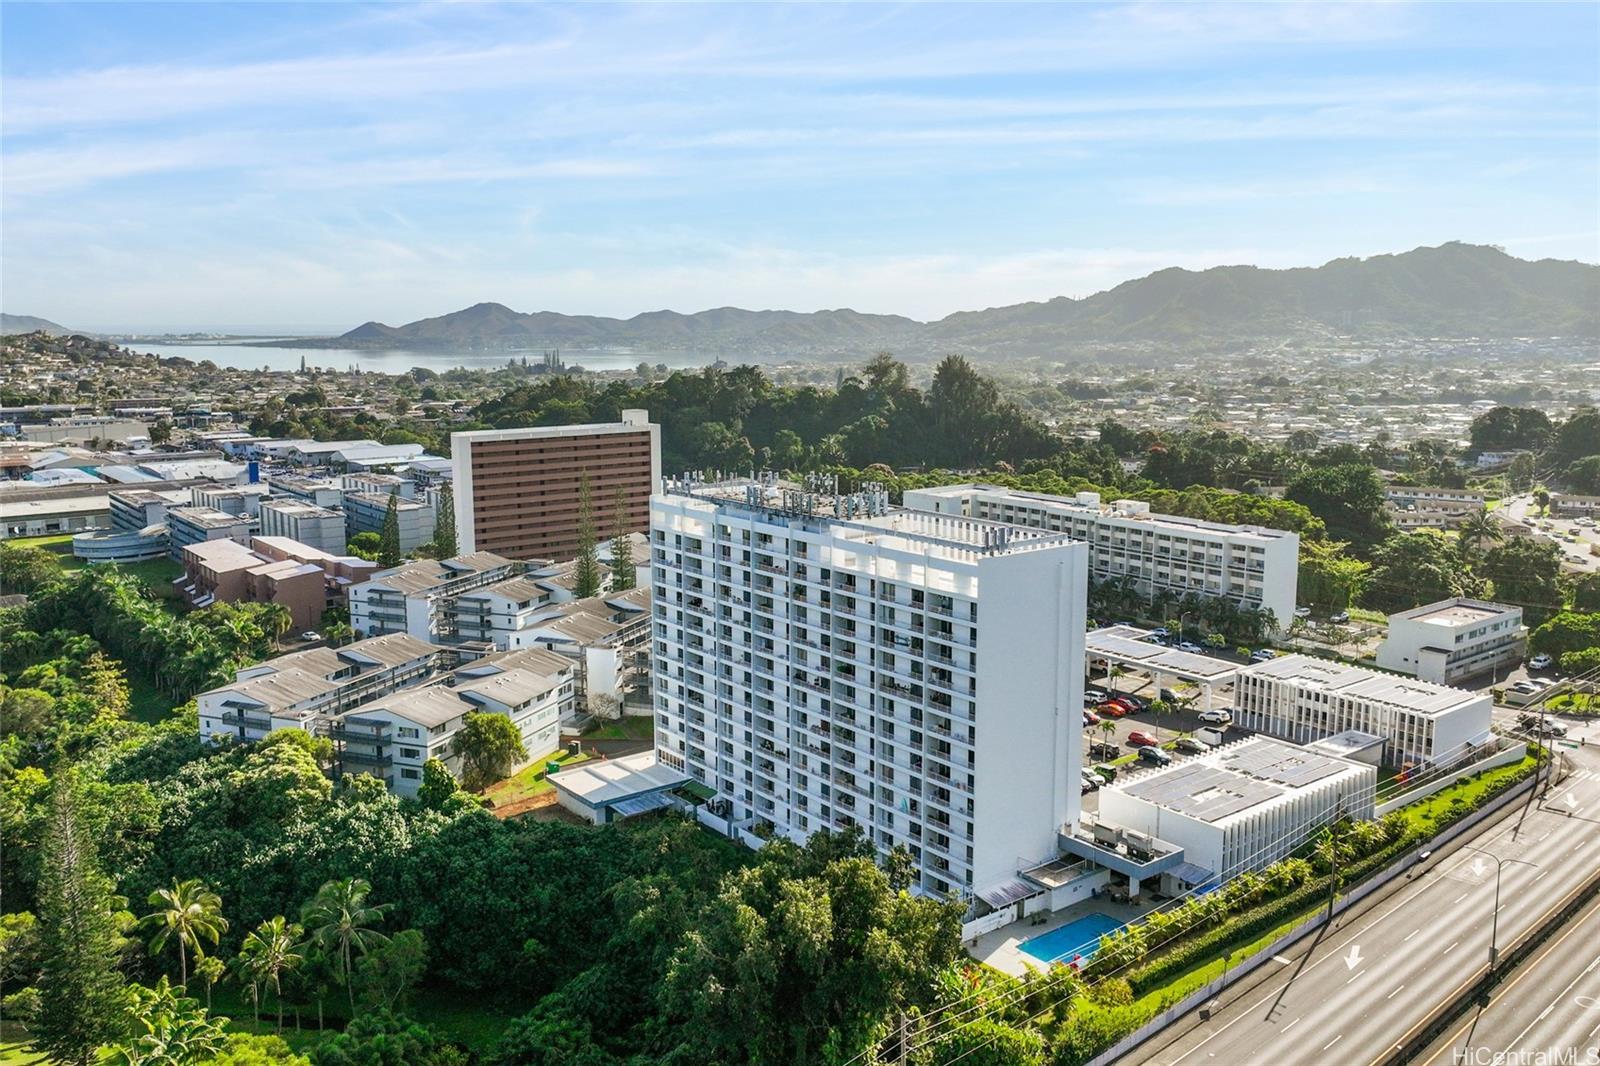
left=1121, top=741, right=1600, bottom=1066
left=1416, top=892, right=1600, bottom=1066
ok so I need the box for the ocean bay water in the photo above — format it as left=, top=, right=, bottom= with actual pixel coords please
left=122, top=341, right=731, bottom=375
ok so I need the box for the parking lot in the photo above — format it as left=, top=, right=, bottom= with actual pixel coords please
left=1079, top=666, right=1253, bottom=795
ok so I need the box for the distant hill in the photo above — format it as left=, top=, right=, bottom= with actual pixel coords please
left=2, top=314, right=71, bottom=335
left=285, top=243, right=1600, bottom=357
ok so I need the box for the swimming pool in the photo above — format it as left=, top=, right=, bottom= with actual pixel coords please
left=1016, top=912, right=1123, bottom=966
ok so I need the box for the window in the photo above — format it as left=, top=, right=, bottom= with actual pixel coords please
left=398, top=726, right=419, bottom=739
left=400, top=747, right=421, bottom=759
left=400, top=768, right=420, bottom=780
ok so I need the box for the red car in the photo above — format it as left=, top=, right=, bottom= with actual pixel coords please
left=1096, top=702, right=1131, bottom=718
left=1082, top=710, right=1101, bottom=726
left=1126, top=731, right=1159, bottom=747
left=1104, top=696, right=1139, bottom=714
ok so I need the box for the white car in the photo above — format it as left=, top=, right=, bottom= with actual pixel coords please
left=1198, top=708, right=1233, bottom=725
left=1177, top=641, right=1203, bottom=653
left=1528, top=653, right=1553, bottom=670
left=300, top=630, right=321, bottom=642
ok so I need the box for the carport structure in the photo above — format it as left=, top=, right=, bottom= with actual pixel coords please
left=1085, top=625, right=1239, bottom=711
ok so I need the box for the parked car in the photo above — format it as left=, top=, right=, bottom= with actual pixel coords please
left=1083, top=710, right=1101, bottom=727
left=1249, top=648, right=1276, bottom=662
left=1294, top=606, right=1311, bottom=618
left=1159, top=687, right=1185, bottom=703
left=1080, top=770, right=1102, bottom=792
left=1509, top=680, right=1538, bottom=694
left=1329, top=611, right=1350, bottom=624
left=1177, top=641, right=1203, bottom=653
left=1529, top=653, right=1553, bottom=670
left=1148, top=627, right=1171, bottom=639
left=1138, top=746, right=1174, bottom=766
left=1096, top=702, right=1131, bottom=718
left=1126, top=731, right=1159, bottom=747
left=1113, top=693, right=1148, bottom=711
left=1198, top=708, right=1233, bottom=725
left=1174, top=737, right=1207, bottom=754
left=300, top=630, right=320, bottom=642
left=1084, top=688, right=1108, bottom=703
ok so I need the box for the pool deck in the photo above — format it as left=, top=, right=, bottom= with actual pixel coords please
left=969, top=896, right=1153, bottom=977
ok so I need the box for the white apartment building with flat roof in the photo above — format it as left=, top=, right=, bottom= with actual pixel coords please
left=1232, top=653, right=1493, bottom=767
left=1376, top=598, right=1525, bottom=685
left=343, top=491, right=435, bottom=554
left=1094, top=737, right=1375, bottom=891
left=903, top=485, right=1299, bottom=628
left=652, top=475, right=1088, bottom=899
left=259, top=499, right=347, bottom=555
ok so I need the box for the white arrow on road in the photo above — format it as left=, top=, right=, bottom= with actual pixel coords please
left=1344, top=945, right=1362, bottom=970
left=1567, top=793, right=1579, bottom=809
left=1472, top=858, right=1487, bottom=878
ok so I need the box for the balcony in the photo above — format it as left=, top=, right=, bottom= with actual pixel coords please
left=338, top=749, right=394, bottom=768
left=219, top=710, right=272, bottom=731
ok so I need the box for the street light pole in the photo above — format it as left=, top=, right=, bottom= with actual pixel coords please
left=1459, top=844, right=1538, bottom=976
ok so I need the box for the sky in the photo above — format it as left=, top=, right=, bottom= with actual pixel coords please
left=2, top=1, right=1597, bottom=333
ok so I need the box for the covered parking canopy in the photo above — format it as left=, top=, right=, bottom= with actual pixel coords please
left=1085, top=625, right=1238, bottom=710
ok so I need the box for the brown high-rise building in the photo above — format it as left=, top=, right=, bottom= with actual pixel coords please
left=451, top=411, right=660, bottom=562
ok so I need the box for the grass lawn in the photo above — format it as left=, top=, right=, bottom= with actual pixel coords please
left=208, top=982, right=526, bottom=1055
left=1347, top=606, right=1387, bottom=625
left=0, top=1023, right=45, bottom=1066
left=482, top=750, right=593, bottom=807
left=1548, top=692, right=1599, bottom=715
left=9, top=532, right=185, bottom=597
left=1396, top=753, right=1539, bottom=833
left=586, top=716, right=654, bottom=742
left=5, top=533, right=76, bottom=552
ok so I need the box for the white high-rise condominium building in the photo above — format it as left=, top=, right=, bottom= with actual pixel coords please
left=903, top=485, right=1300, bottom=629
left=651, top=475, right=1088, bottom=899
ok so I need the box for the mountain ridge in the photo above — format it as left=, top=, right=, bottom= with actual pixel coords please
left=1, top=314, right=71, bottom=335
left=279, top=242, right=1600, bottom=356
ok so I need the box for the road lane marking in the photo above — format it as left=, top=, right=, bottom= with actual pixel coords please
left=1345, top=969, right=1366, bottom=985
left=1454, top=893, right=1469, bottom=904
left=1403, top=928, right=1420, bottom=942
left=1272, top=955, right=1293, bottom=965
left=1536, top=870, right=1550, bottom=881
left=1386, top=984, right=1405, bottom=1000
left=1444, top=941, right=1459, bottom=954
left=1282, top=1017, right=1301, bottom=1033
left=1323, top=1036, right=1343, bottom=1052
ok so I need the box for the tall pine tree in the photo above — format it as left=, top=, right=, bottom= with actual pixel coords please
left=609, top=487, right=635, bottom=591
left=572, top=474, right=603, bottom=599
left=433, top=484, right=458, bottom=558
left=35, top=773, right=128, bottom=1066
left=378, top=493, right=403, bottom=569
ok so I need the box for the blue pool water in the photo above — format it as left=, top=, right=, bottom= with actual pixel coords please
left=1017, top=912, right=1124, bottom=966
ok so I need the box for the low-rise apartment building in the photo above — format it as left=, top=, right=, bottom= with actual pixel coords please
left=1232, top=653, right=1493, bottom=767
left=349, top=552, right=520, bottom=642
left=903, top=485, right=1299, bottom=628
left=330, top=646, right=574, bottom=797
left=259, top=498, right=346, bottom=554
left=167, top=506, right=255, bottom=560
left=1552, top=494, right=1600, bottom=519
left=198, top=633, right=449, bottom=746
left=179, top=538, right=327, bottom=628
left=268, top=474, right=343, bottom=509
left=653, top=475, right=1089, bottom=899
left=1376, top=598, right=1525, bottom=684
left=343, top=490, right=435, bottom=554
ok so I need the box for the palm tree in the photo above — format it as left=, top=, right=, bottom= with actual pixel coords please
left=238, top=916, right=304, bottom=1033
left=1458, top=510, right=1503, bottom=559
left=300, top=879, right=391, bottom=1015
left=137, top=879, right=228, bottom=987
